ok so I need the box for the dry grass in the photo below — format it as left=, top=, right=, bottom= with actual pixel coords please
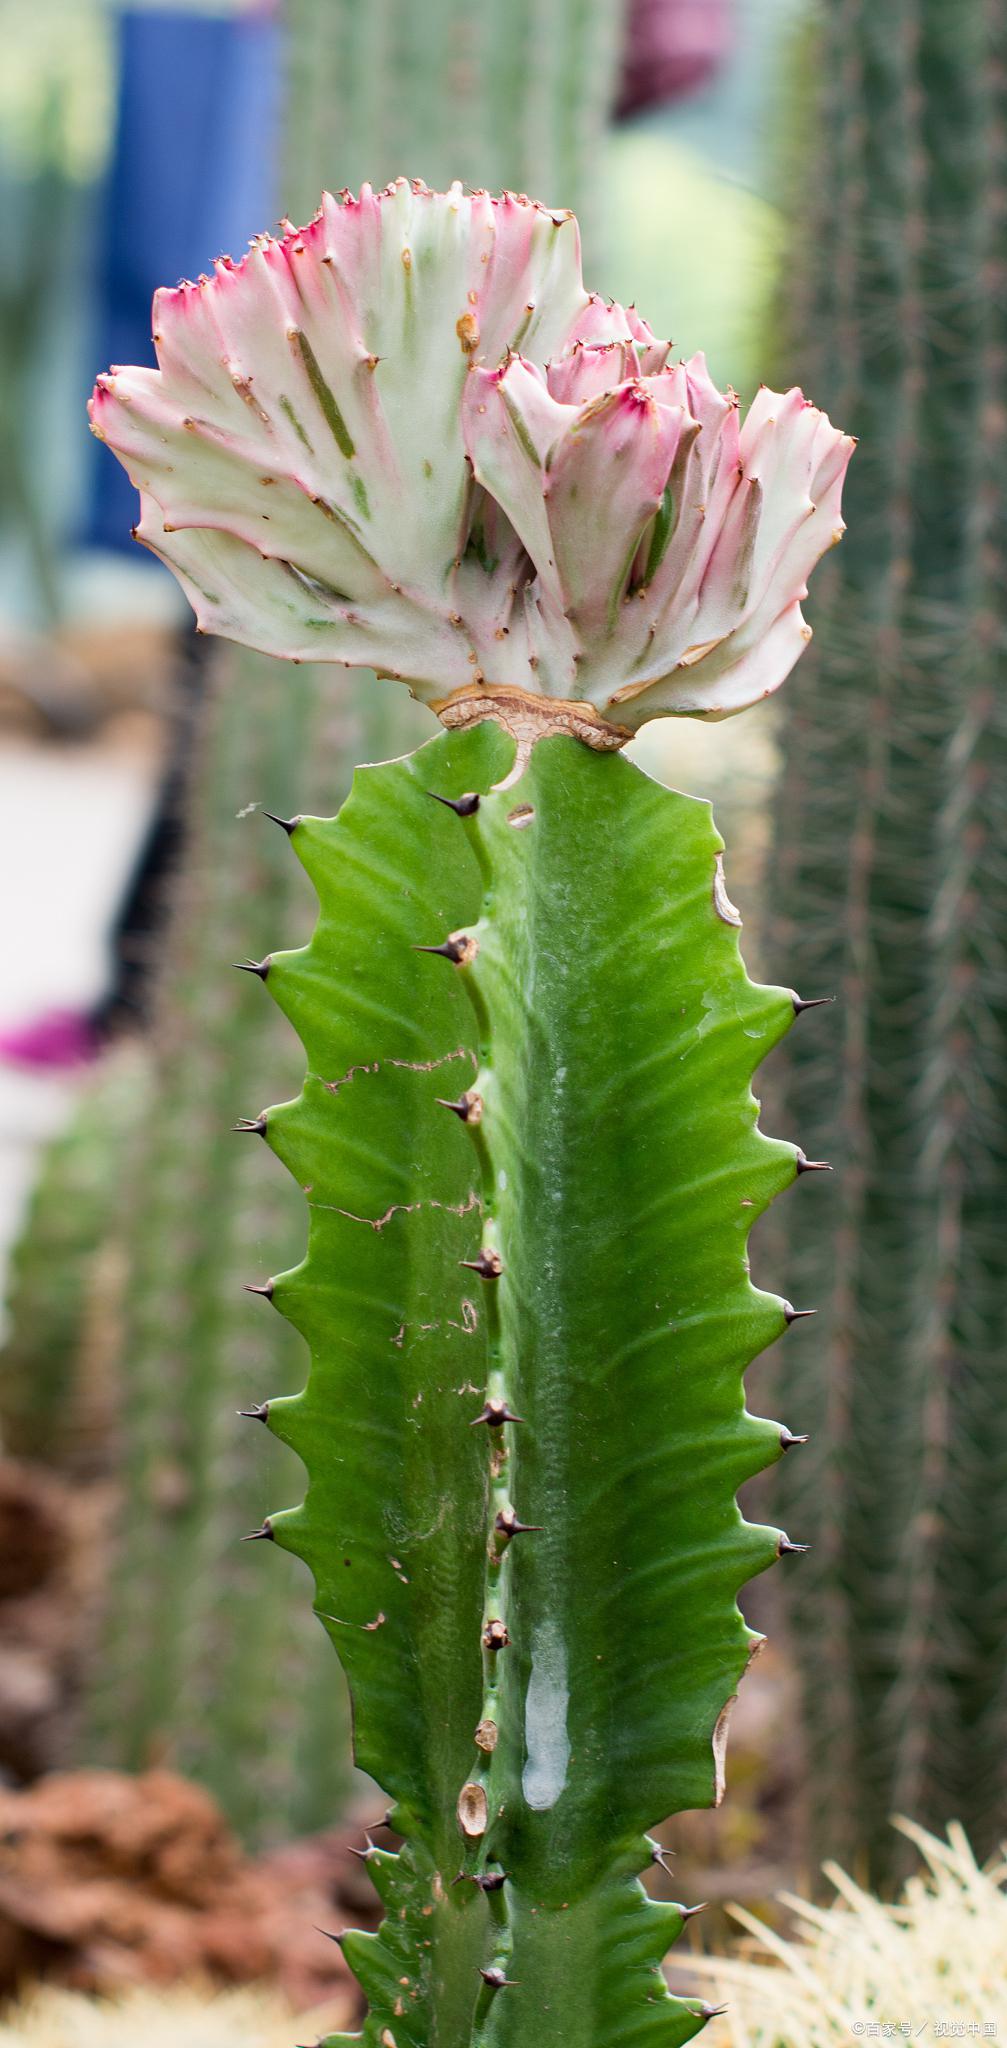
left=0, top=1985, right=338, bottom=2048
left=693, top=1821, right=1007, bottom=2043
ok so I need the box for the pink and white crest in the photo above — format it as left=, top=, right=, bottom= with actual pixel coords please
left=90, top=178, right=853, bottom=731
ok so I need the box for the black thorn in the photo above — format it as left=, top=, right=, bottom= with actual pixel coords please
left=793, top=992, right=834, bottom=1014
left=241, top=1520, right=274, bottom=1542
left=482, top=1618, right=510, bottom=1651
left=779, top=1534, right=810, bottom=1555
left=680, top=1900, right=708, bottom=1921
left=238, top=1402, right=270, bottom=1424
left=414, top=934, right=473, bottom=964
left=233, top=1114, right=268, bottom=1137
left=783, top=1302, right=816, bottom=1324
left=233, top=956, right=271, bottom=979
left=461, top=1249, right=502, bottom=1281
left=263, top=811, right=300, bottom=834
left=347, top=1833, right=377, bottom=1861
left=795, top=1149, right=832, bottom=1174
left=436, top=1092, right=481, bottom=1123
left=453, top=1868, right=508, bottom=1892
left=428, top=789, right=481, bottom=817
left=245, top=1279, right=275, bottom=1300
left=471, top=1399, right=524, bottom=1428
left=478, top=1966, right=518, bottom=1988
left=780, top=1426, right=809, bottom=1450
left=495, top=1509, right=542, bottom=1538
left=313, top=1926, right=344, bottom=1947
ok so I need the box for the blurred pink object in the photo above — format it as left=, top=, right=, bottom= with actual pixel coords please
left=0, top=1010, right=98, bottom=1072
left=617, top=0, right=733, bottom=116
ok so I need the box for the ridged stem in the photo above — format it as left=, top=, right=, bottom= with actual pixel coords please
left=771, top=0, right=1007, bottom=1877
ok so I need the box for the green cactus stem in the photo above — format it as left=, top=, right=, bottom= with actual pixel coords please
left=770, top=0, right=1007, bottom=1877
left=237, top=717, right=810, bottom=2043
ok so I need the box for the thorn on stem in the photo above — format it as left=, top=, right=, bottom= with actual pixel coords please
left=779, top=1534, right=810, bottom=1556
left=428, top=789, right=481, bottom=817
left=461, top=1248, right=502, bottom=1281
left=347, top=1834, right=377, bottom=1861
left=698, top=2004, right=728, bottom=2020
left=263, top=811, right=301, bottom=834
left=471, top=1399, right=524, bottom=1428
left=233, top=956, right=271, bottom=980
left=314, top=1926, right=344, bottom=1947
left=414, top=931, right=478, bottom=966
left=242, top=1520, right=274, bottom=1543
left=478, top=1966, right=518, bottom=1989
left=795, top=1149, right=832, bottom=1173
left=437, top=1091, right=483, bottom=1124
left=494, top=1508, right=542, bottom=1539
left=783, top=1302, right=816, bottom=1324
left=779, top=1426, right=809, bottom=1450
left=233, top=1114, right=268, bottom=1137
left=245, top=1280, right=275, bottom=1301
left=680, top=1900, right=708, bottom=1921
left=238, top=1402, right=270, bottom=1424
left=453, top=1869, right=508, bottom=1892
left=482, top=1618, right=510, bottom=1652
left=792, top=992, right=834, bottom=1014
left=650, top=1842, right=674, bottom=1876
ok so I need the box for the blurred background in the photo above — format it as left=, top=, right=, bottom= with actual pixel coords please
left=0, top=0, right=1004, bottom=2039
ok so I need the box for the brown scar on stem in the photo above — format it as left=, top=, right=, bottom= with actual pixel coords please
left=315, top=1189, right=481, bottom=1231
left=323, top=1047, right=475, bottom=1092
left=712, top=1636, right=765, bottom=1804
left=320, top=1609, right=387, bottom=1632
left=713, top=852, right=743, bottom=928
left=456, top=1781, right=488, bottom=1837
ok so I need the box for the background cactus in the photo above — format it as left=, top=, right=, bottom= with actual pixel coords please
left=91, top=179, right=849, bottom=2037
left=769, top=0, right=1007, bottom=1878
left=284, top=0, right=624, bottom=257
left=0, top=1047, right=143, bottom=1478
left=86, top=657, right=365, bottom=1838
left=78, top=0, right=629, bottom=1838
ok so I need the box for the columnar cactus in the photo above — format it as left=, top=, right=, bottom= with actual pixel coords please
left=769, top=0, right=1007, bottom=1878
left=85, top=659, right=362, bottom=1839
left=283, top=0, right=624, bottom=252
left=91, top=183, right=850, bottom=2039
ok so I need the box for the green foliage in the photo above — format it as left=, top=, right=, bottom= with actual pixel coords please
left=769, top=0, right=1007, bottom=1876
left=251, top=721, right=802, bottom=2041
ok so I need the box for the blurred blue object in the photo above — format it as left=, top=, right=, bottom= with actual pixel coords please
left=87, top=4, right=281, bottom=552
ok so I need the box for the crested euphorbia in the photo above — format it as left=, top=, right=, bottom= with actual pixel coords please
left=91, top=182, right=851, bottom=2047
left=90, top=179, right=850, bottom=743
